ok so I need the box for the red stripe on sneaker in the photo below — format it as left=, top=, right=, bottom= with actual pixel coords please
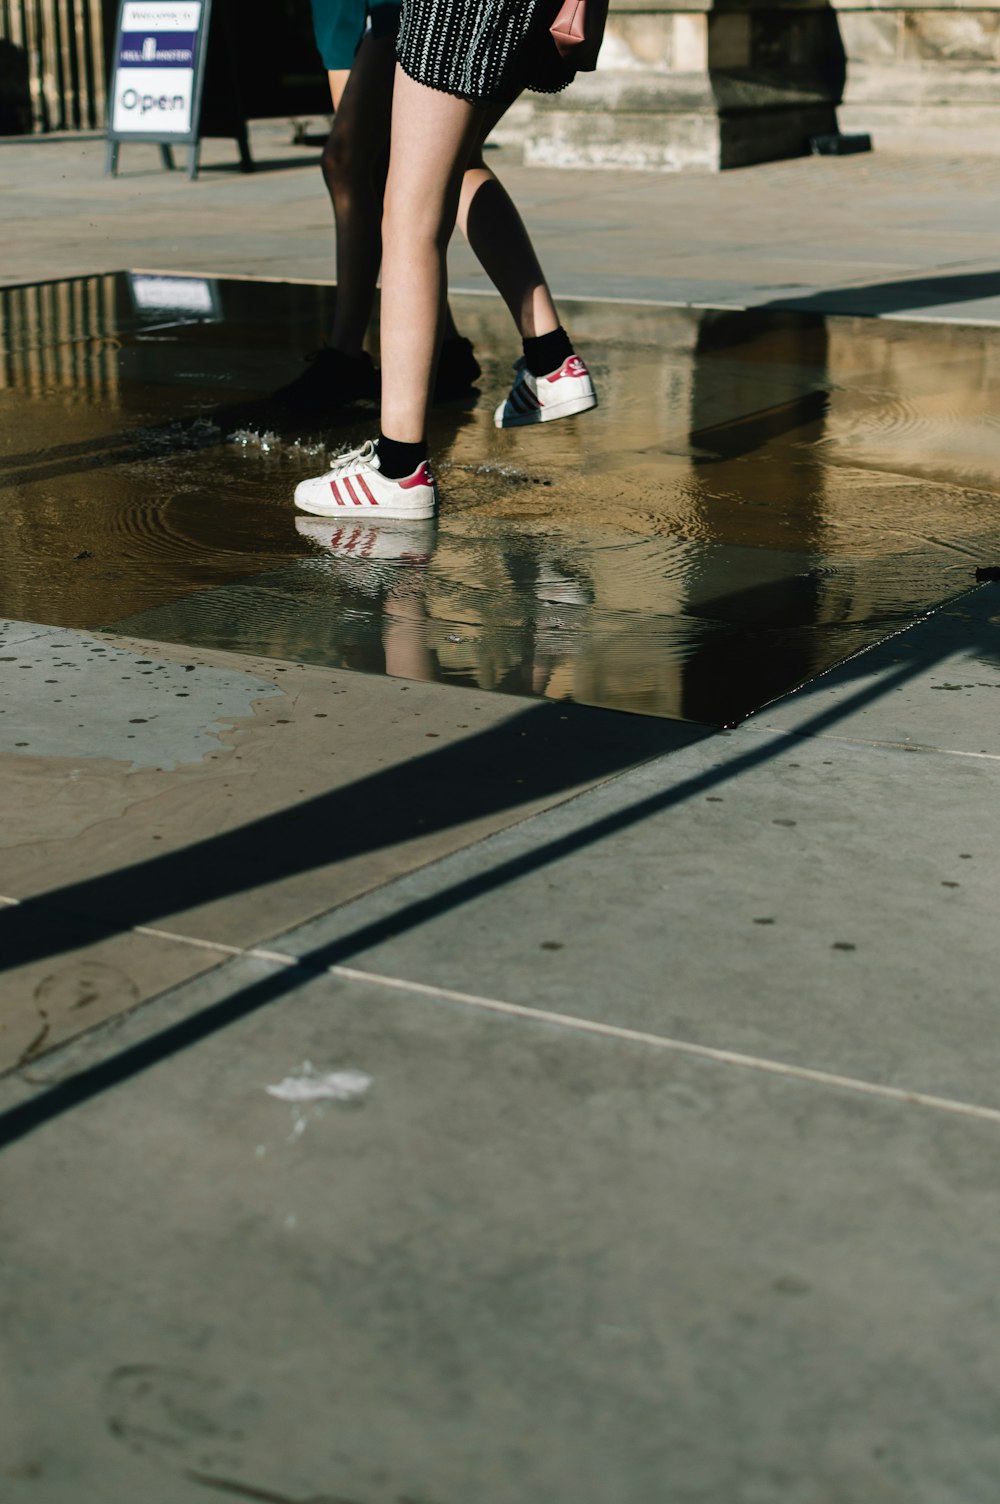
left=329, top=479, right=345, bottom=506
left=342, top=476, right=363, bottom=506
left=356, top=474, right=379, bottom=506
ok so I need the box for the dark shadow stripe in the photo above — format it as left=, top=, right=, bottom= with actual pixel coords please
left=0, top=652, right=926, bottom=1150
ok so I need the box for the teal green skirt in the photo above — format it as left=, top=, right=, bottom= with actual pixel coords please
left=310, top=0, right=401, bottom=70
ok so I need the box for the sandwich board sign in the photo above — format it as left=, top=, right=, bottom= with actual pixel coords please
left=105, top=0, right=251, bottom=178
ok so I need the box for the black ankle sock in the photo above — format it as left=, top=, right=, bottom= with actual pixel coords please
left=376, top=434, right=427, bottom=480
left=523, top=326, right=573, bottom=379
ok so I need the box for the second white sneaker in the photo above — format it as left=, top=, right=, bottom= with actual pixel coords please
left=494, top=354, right=598, bottom=429
left=294, top=439, right=438, bottom=521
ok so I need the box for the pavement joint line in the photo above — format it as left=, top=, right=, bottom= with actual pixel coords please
left=325, top=962, right=1000, bottom=1128
left=769, top=738, right=1000, bottom=760
left=10, top=904, right=1000, bottom=1132
left=134, top=924, right=298, bottom=968
left=4, top=903, right=1000, bottom=1137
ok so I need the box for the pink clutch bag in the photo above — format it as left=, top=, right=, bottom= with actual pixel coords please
left=550, top=0, right=609, bottom=70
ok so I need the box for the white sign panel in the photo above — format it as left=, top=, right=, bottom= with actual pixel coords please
left=121, top=3, right=201, bottom=30
left=112, top=69, right=195, bottom=133
left=111, top=1, right=203, bottom=136
left=130, top=274, right=215, bottom=313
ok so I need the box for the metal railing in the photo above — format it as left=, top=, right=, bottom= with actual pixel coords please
left=0, top=0, right=107, bottom=132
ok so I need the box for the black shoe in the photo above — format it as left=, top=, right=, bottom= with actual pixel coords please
left=434, top=336, right=481, bottom=401
left=270, top=346, right=379, bottom=413
left=202, top=347, right=377, bottom=441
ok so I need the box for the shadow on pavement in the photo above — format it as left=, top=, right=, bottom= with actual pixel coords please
left=0, top=697, right=706, bottom=980
left=1, top=582, right=996, bottom=1149
left=766, top=270, right=1000, bottom=319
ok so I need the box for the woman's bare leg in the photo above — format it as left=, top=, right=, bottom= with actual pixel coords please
left=326, top=53, right=462, bottom=357
left=457, top=108, right=560, bottom=340
left=380, top=70, right=484, bottom=442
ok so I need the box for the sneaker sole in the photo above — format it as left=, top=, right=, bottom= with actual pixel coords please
left=294, top=487, right=436, bottom=522
left=494, top=391, right=598, bottom=430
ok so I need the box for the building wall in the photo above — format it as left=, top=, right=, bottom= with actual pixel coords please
left=0, top=0, right=105, bottom=132
left=511, top=0, right=1000, bottom=166
left=833, top=0, right=1000, bottom=148
left=4, top=0, right=1000, bottom=161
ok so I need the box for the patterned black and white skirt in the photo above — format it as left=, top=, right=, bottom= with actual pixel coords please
left=397, top=0, right=573, bottom=106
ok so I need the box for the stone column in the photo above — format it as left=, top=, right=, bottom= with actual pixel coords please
left=834, top=0, right=1000, bottom=151
left=497, top=0, right=845, bottom=170
left=498, top=0, right=1000, bottom=168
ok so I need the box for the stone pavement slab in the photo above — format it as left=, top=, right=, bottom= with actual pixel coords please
left=257, top=588, right=1000, bottom=1108
left=0, top=904, right=223, bottom=1078
left=759, top=587, right=1000, bottom=755
left=0, top=621, right=283, bottom=770
left=3, top=958, right=1000, bottom=1503
left=5, top=129, right=1000, bottom=323
left=0, top=619, right=697, bottom=1073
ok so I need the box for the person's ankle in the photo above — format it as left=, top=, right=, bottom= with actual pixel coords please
left=376, top=434, right=427, bottom=479
left=522, top=326, right=573, bottom=378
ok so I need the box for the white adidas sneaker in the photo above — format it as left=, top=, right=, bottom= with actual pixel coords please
left=294, top=439, right=438, bottom=521
left=494, top=353, right=598, bottom=429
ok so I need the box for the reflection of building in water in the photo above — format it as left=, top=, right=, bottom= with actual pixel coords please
left=822, top=320, right=1000, bottom=495
left=429, top=299, right=1000, bottom=722
left=434, top=302, right=839, bottom=720
left=0, top=271, right=327, bottom=629
left=0, top=274, right=119, bottom=401
left=0, top=0, right=106, bottom=133
left=680, top=308, right=834, bottom=721
left=0, top=274, right=122, bottom=624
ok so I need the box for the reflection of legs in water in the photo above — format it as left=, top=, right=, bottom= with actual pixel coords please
left=294, top=512, right=437, bottom=681
left=531, top=545, right=595, bottom=698
left=383, top=586, right=436, bottom=683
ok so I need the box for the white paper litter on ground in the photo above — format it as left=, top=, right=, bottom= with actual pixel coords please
left=265, top=1061, right=373, bottom=1103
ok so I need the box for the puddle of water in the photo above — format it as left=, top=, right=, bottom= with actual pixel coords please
left=2, top=273, right=997, bottom=723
